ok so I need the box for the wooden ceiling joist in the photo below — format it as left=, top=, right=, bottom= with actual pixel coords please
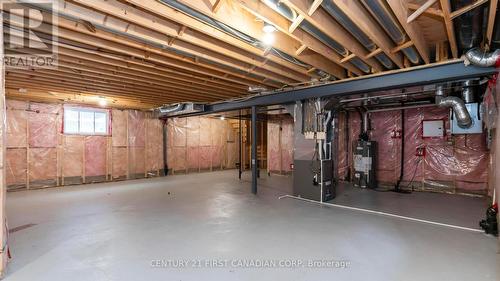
left=386, top=0, right=431, bottom=63
left=450, top=0, right=489, bottom=19
left=71, top=0, right=314, bottom=81
left=407, top=3, right=444, bottom=19
left=61, top=0, right=308, bottom=84
left=234, top=0, right=360, bottom=76
left=407, top=0, right=438, bottom=23
left=439, top=0, right=459, bottom=58
left=486, top=0, right=499, bottom=47
left=283, top=0, right=384, bottom=72
left=330, top=0, right=404, bottom=68
left=130, top=0, right=348, bottom=78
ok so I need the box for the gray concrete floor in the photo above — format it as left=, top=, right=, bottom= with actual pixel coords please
left=5, top=171, right=499, bottom=281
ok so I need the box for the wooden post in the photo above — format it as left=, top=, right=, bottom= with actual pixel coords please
left=0, top=21, right=8, bottom=275
left=26, top=112, right=29, bottom=189
left=61, top=136, right=65, bottom=186
left=145, top=116, right=148, bottom=178
left=185, top=118, right=188, bottom=174
left=82, top=136, right=86, bottom=184
left=126, top=111, right=130, bottom=179
left=279, top=120, right=283, bottom=175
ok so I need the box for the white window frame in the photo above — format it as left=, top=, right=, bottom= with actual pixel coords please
left=63, top=106, right=110, bottom=136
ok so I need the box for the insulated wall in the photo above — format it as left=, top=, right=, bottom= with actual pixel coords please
left=166, top=116, right=238, bottom=174
left=5, top=100, right=163, bottom=190
left=344, top=106, right=490, bottom=195
left=267, top=115, right=294, bottom=174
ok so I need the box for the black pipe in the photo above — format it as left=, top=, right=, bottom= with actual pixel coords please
left=251, top=106, right=258, bottom=194
left=393, top=106, right=410, bottom=193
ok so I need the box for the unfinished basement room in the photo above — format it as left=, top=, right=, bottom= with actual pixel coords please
left=0, top=0, right=499, bottom=280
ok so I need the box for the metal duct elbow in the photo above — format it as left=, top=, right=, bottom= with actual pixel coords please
left=158, top=103, right=183, bottom=113
left=435, top=86, right=472, bottom=129
left=465, top=48, right=500, bottom=67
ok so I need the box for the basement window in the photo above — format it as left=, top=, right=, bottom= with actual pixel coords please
left=64, top=106, right=110, bottom=135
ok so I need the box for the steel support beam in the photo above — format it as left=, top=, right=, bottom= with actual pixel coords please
left=251, top=105, right=257, bottom=194
left=160, top=61, right=496, bottom=119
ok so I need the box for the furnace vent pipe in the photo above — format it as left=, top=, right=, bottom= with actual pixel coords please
left=465, top=48, right=500, bottom=67
left=435, top=85, right=472, bottom=129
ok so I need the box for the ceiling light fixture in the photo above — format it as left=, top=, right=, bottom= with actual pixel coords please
left=263, top=23, right=277, bottom=33
left=98, top=98, right=107, bottom=107
left=262, top=33, right=275, bottom=46
left=220, top=116, right=225, bottom=121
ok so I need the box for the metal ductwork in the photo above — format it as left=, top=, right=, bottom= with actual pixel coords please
left=158, top=102, right=205, bottom=117
left=465, top=48, right=500, bottom=67
left=435, top=85, right=472, bottom=129
left=360, top=0, right=421, bottom=64
left=451, top=0, right=485, bottom=55
left=321, top=1, right=394, bottom=69
left=461, top=80, right=475, bottom=103
left=264, top=0, right=371, bottom=73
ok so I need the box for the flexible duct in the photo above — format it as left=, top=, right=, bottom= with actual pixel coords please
left=435, top=85, right=472, bottom=129
left=461, top=80, right=475, bottom=103
left=158, top=103, right=184, bottom=113
left=465, top=48, right=500, bottom=67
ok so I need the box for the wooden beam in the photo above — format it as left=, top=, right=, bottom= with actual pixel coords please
left=407, top=3, right=444, bottom=19
left=70, top=0, right=312, bottom=82
left=331, top=0, right=404, bottom=68
left=391, top=41, right=414, bottom=53
left=450, top=0, right=489, bottom=19
left=236, top=0, right=358, bottom=76
left=486, top=0, right=499, bottom=47
left=308, top=0, right=323, bottom=15
left=165, top=0, right=348, bottom=77
left=407, top=0, right=438, bottom=23
left=7, top=10, right=282, bottom=88
left=386, top=0, right=431, bottom=63
left=340, top=53, right=356, bottom=63
left=295, top=44, right=307, bottom=56
left=366, top=48, right=382, bottom=59
left=212, top=0, right=224, bottom=13
left=283, top=0, right=384, bottom=72
left=439, top=0, right=459, bottom=58
left=288, top=14, right=304, bottom=33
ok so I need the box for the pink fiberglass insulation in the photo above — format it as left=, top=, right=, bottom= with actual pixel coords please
left=28, top=105, right=60, bottom=148
left=112, top=147, right=127, bottom=178
left=267, top=116, right=294, bottom=173
left=166, top=116, right=236, bottom=172
left=347, top=106, right=489, bottom=193
left=29, top=147, right=57, bottom=181
left=128, top=110, right=145, bottom=147
left=281, top=117, right=294, bottom=172
left=199, top=118, right=212, bottom=146
left=112, top=109, right=127, bottom=147
left=63, top=136, right=83, bottom=177
left=368, top=110, right=401, bottom=184
left=187, top=146, right=200, bottom=169
left=6, top=100, right=28, bottom=110
left=337, top=112, right=349, bottom=180
left=85, top=136, right=107, bottom=177
left=7, top=109, right=27, bottom=148
left=145, top=118, right=163, bottom=171
left=6, top=149, right=26, bottom=185
left=129, top=147, right=145, bottom=175
left=267, top=121, right=280, bottom=172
